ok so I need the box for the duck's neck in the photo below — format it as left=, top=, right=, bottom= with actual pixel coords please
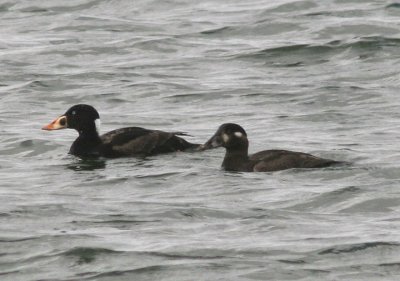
left=78, top=126, right=101, bottom=141
left=70, top=126, right=102, bottom=157
left=222, top=147, right=250, bottom=172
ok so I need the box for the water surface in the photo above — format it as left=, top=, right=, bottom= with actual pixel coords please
left=1, top=0, right=400, bottom=280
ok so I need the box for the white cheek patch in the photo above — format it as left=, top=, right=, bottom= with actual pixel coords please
left=95, top=119, right=101, bottom=134
left=234, top=131, right=243, bottom=138
left=222, top=133, right=229, bottom=143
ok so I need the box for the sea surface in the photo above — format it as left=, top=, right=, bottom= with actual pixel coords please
left=1, top=0, right=400, bottom=280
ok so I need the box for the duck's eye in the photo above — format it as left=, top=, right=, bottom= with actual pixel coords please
left=59, top=117, right=66, bottom=126
left=234, top=132, right=243, bottom=138
left=72, top=111, right=76, bottom=115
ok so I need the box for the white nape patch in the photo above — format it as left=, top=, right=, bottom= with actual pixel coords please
left=234, top=131, right=243, bottom=138
left=222, top=133, right=229, bottom=143
left=95, top=119, right=101, bottom=134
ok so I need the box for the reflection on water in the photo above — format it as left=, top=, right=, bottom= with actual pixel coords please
left=66, top=158, right=107, bottom=171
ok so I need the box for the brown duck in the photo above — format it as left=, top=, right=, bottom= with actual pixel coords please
left=202, top=123, right=344, bottom=172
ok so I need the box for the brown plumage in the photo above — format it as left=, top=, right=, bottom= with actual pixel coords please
left=202, top=123, right=344, bottom=172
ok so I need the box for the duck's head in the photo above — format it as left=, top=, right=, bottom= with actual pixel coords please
left=42, top=104, right=101, bottom=134
left=202, top=123, right=248, bottom=150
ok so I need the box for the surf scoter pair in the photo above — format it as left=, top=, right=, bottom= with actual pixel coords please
left=43, top=104, right=344, bottom=172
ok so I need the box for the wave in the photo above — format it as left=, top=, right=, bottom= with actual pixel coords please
left=235, top=36, right=400, bottom=64
left=318, top=241, right=400, bottom=255
left=64, top=246, right=121, bottom=264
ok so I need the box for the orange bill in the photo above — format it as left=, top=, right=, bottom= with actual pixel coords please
left=42, top=116, right=67, bottom=130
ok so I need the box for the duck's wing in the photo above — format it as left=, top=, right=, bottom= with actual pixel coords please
left=100, top=127, right=199, bottom=157
left=250, top=149, right=340, bottom=172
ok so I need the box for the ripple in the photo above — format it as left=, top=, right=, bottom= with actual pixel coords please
left=318, top=242, right=400, bottom=255
left=64, top=247, right=120, bottom=264
left=0, top=139, right=59, bottom=157
left=16, top=0, right=101, bottom=13
left=386, top=3, right=400, bottom=9
left=236, top=36, right=400, bottom=66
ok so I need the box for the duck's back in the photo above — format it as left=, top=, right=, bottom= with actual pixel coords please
left=250, top=149, right=340, bottom=172
left=99, top=127, right=199, bottom=157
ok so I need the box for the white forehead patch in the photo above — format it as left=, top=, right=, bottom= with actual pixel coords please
left=234, top=131, right=243, bottom=138
left=95, top=119, right=101, bottom=134
left=222, top=133, right=229, bottom=143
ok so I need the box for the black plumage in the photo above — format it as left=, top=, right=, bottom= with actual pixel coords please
left=202, top=123, right=343, bottom=172
left=42, top=104, right=200, bottom=158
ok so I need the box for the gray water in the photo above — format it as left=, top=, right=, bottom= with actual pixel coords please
left=1, top=0, right=400, bottom=280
